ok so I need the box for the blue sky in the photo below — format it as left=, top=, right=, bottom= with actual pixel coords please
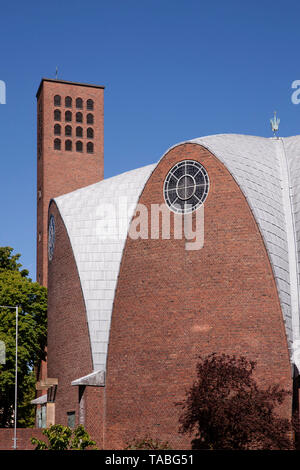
left=1, top=0, right=300, bottom=277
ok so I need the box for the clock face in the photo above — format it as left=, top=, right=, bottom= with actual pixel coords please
left=48, top=215, right=55, bottom=261
left=163, top=160, right=210, bottom=214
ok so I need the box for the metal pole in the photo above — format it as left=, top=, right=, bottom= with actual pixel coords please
left=13, top=306, right=18, bottom=450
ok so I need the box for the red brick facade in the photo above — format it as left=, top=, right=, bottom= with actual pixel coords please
left=46, top=143, right=293, bottom=449
left=36, top=78, right=104, bottom=287
left=36, top=78, right=104, bottom=390
left=0, top=429, right=44, bottom=450
left=103, top=143, right=292, bottom=448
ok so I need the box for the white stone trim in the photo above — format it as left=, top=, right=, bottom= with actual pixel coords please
left=71, top=370, right=105, bottom=387
left=31, top=394, right=47, bottom=405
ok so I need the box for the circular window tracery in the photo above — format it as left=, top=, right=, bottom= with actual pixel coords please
left=163, top=160, right=209, bottom=214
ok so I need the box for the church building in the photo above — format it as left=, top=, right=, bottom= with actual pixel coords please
left=32, top=78, right=300, bottom=449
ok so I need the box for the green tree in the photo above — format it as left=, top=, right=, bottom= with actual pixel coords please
left=31, top=424, right=97, bottom=450
left=0, top=247, right=29, bottom=277
left=177, top=353, right=293, bottom=450
left=0, top=247, right=47, bottom=427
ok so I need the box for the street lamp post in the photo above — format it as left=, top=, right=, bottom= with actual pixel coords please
left=0, top=305, right=18, bottom=449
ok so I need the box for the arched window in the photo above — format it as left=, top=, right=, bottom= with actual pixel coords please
left=87, top=99, right=94, bottom=110
left=54, top=138, right=61, bottom=150
left=65, top=111, right=72, bottom=122
left=76, top=98, right=83, bottom=109
left=54, top=124, right=61, bottom=135
left=54, top=95, right=61, bottom=106
left=87, top=113, right=94, bottom=124
left=76, top=141, right=83, bottom=152
left=65, top=96, right=72, bottom=107
left=87, top=142, right=94, bottom=154
left=65, top=125, right=72, bottom=136
left=65, top=140, right=72, bottom=151
left=76, top=126, right=83, bottom=137
left=87, top=127, right=94, bottom=138
left=54, top=109, right=61, bottom=121
left=76, top=112, right=83, bottom=123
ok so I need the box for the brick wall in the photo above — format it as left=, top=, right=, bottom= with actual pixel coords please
left=46, top=142, right=293, bottom=449
left=104, top=143, right=292, bottom=449
left=37, top=79, right=104, bottom=287
left=36, top=79, right=104, bottom=391
left=0, top=429, right=44, bottom=450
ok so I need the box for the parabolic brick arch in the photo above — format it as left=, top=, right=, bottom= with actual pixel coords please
left=43, top=132, right=300, bottom=449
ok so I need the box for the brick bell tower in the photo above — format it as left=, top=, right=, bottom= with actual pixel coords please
left=36, top=78, right=105, bottom=287
left=35, top=79, right=104, bottom=399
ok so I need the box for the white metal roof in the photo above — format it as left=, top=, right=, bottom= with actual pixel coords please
left=31, top=394, right=47, bottom=405
left=54, top=164, right=156, bottom=373
left=53, top=134, right=300, bottom=378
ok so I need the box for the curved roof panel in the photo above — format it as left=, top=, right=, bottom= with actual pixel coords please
left=54, top=163, right=156, bottom=373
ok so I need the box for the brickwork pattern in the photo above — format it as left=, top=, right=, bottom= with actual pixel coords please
left=37, top=79, right=104, bottom=287
left=0, top=429, right=44, bottom=450
left=46, top=142, right=293, bottom=449
left=104, top=143, right=292, bottom=449
left=36, top=78, right=104, bottom=397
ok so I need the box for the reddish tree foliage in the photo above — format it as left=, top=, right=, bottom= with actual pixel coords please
left=177, top=353, right=293, bottom=450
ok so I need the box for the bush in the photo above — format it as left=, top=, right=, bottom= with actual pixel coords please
left=31, top=424, right=97, bottom=450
